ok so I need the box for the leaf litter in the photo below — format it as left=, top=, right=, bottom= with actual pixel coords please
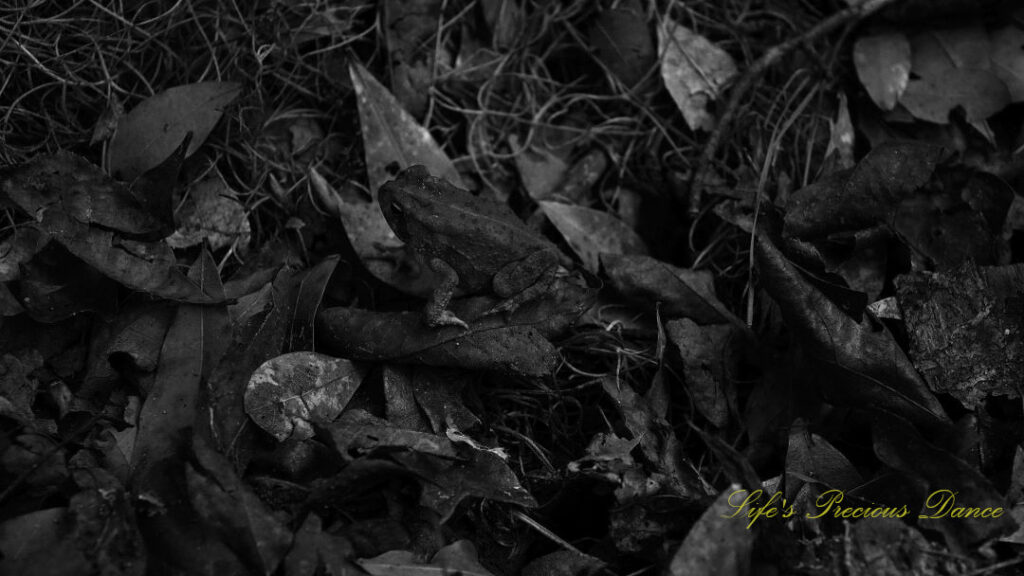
left=5, top=2, right=1024, bottom=575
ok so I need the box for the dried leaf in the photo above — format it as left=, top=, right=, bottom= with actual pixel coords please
left=245, top=351, right=362, bottom=441
left=131, top=251, right=228, bottom=482
left=204, top=267, right=298, bottom=464
left=784, top=141, right=944, bottom=239
left=33, top=205, right=224, bottom=304
left=900, top=31, right=1010, bottom=123
left=991, top=26, right=1024, bottom=101
left=1, top=152, right=167, bottom=237
left=845, top=518, right=953, bottom=576
left=853, top=31, right=911, bottom=110
left=873, top=413, right=1016, bottom=545
left=590, top=0, right=656, bottom=88
left=602, top=253, right=742, bottom=326
left=392, top=449, right=537, bottom=523
left=785, top=425, right=864, bottom=501
left=510, top=133, right=568, bottom=202
left=540, top=201, right=647, bottom=273
left=187, top=435, right=293, bottom=575
left=286, top=255, right=339, bottom=352
left=327, top=409, right=458, bottom=458
left=358, top=540, right=494, bottom=576
left=667, top=484, right=753, bottom=576
left=167, top=176, right=251, bottom=251
left=349, top=61, right=463, bottom=196
left=667, top=319, right=738, bottom=428
left=18, top=241, right=118, bottom=322
left=317, top=307, right=558, bottom=376
left=108, top=82, right=242, bottom=181
left=0, top=227, right=49, bottom=282
left=755, top=230, right=949, bottom=429
left=0, top=508, right=91, bottom=576
left=658, top=19, right=738, bottom=131
left=0, top=352, right=41, bottom=426
left=901, top=68, right=1010, bottom=123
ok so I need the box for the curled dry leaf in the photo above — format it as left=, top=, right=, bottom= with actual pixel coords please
left=167, top=176, right=251, bottom=251
left=658, top=19, right=738, bottom=131
left=245, top=351, right=363, bottom=441
left=540, top=201, right=647, bottom=273
left=108, top=81, right=242, bottom=181
left=317, top=307, right=558, bottom=376
left=853, top=30, right=911, bottom=111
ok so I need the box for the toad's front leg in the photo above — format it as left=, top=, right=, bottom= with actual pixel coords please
left=425, top=257, right=469, bottom=329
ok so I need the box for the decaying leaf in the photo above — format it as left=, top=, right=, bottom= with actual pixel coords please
left=2, top=152, right=168, bottom=237
left=131, top=251, right=228, bottom=481
left=667, top=319, right=738, bottom=428
left=667, top=484, right=754, bottom=576
left=602, top=253, right=743, bottom=327
left=167, top=176, right=251, bottom=251
left=845, top=517, right=967, bottom=576
left=358, top=540, right=494, bottom=576
left=590, top=0, right=656, bottom=89
left=349, top=61, right=463, bottom=196
left=784, top=141, right=944, bottom=239
left=327, top=409, right=458, bottom=458
left=540, top=201, right=647, bottom=273
left=245, top=351, right=363, bottom=442
left=755, top=230, right=949, bottom=429
left=873, top=413, right=1016, bottom=545
left=854, top=31, right=911, bottom=111
left=317, top=306, right=559, bottom=376
left=391, top=449, right=537, bottom=522
left=658, top=19, right=738, bottom=131
left=991, top=25, right=1024, bottom=101
left=900, top=30, right=1010, bottom=123
left=187, top=435, right=293, bottom=575
left=108, top=81, right=242, bottom=181
left=510, top=133, right=568, bottom=202
left=0, top=508, right=91, bottom=576
left=785, top=424, right=864, bottom=502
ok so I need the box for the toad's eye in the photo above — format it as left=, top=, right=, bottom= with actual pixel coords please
left=389, top=202, right=404, bottom=216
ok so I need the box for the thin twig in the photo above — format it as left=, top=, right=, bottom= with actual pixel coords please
left=685, top=0, right=905, bottom=216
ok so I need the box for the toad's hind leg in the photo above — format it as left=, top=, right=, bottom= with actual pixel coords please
left=487, top=250, right=559, bottom=316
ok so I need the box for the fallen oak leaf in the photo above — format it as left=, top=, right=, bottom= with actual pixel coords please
left=317, top=307, right=558, bottom=377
